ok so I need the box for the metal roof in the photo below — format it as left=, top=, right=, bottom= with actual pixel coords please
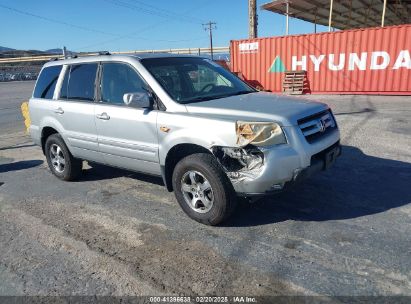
left=261, top=0, right=411, bottom=30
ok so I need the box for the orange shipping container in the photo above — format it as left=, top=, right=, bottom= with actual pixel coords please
left=230, top=25, right=411, bottom=95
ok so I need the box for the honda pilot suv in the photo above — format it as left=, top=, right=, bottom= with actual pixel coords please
left=29, top=53, right=341, bottom=225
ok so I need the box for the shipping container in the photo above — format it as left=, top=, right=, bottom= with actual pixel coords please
left=230, top=25, right=411, bottom=95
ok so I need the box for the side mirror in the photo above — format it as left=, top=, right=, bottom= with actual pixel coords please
left=123, top=92, right=152, bottom=108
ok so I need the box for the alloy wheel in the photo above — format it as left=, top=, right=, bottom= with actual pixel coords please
left=49, top=143, right=65, bottom=173
left=181, top=170, right=214, bottom=213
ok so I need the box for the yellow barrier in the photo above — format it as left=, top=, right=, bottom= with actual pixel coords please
left=21, top=101, right=31, bottom=133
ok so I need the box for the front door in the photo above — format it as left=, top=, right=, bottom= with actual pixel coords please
left=95, top=62, right=160, bottom=175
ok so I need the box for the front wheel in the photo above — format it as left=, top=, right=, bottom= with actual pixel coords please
left=172, top=153, right=237, bottom=226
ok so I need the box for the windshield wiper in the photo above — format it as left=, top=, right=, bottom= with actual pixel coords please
left=182, top=96, right=214, bottom=104
left=230, top=90, right=255, bottom=96
left=182, top=91, right=255, bottom=104
left=206, top=90, right=255, bottom=100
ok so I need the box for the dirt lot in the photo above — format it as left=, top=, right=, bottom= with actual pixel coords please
left=0, top=81, right=410, bottom=297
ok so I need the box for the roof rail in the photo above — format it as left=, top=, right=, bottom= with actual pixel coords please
left=49, top=57, right=59, bottom=61
left=98, top=51, right=111, bottom=55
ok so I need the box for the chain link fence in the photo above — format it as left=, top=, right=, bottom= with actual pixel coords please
left=0, top=62, right=44, bottom=82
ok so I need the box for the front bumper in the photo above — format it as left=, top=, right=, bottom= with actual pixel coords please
left=232, top=126, right=341, bottom=196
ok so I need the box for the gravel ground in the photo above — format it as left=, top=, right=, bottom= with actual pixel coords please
left=0, top=81, right=410, bottom=298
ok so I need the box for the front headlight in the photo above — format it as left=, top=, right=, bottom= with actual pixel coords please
left=236, top=121, right=287, bottom=147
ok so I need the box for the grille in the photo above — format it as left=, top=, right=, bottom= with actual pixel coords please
left=298, top=110, right=336, bottom=143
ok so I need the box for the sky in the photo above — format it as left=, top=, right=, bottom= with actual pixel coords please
left=0, top=0, right=329, bottom=52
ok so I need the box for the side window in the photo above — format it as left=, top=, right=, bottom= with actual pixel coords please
left=60, top=63, right=98, bottom=101
left=101, top=63, right=147, bottom=105
left=33, top=65, right=62, bottom=99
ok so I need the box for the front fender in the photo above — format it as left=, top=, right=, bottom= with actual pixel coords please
left=157, top=112, right=238, bottom=165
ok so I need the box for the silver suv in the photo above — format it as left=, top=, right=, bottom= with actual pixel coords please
left=29, top=53, right=341, bottom=225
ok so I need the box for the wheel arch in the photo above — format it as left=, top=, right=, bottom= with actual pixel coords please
left=162, top=143, right=212, bottom=192
left=41, top=126, right=59, bottom=154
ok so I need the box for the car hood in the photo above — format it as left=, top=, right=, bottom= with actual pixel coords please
left=184, top=92, right=328, bottom=126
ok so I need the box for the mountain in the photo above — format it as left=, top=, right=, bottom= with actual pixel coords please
left=0, top=46, right=66, bottom=58
left=0, top=49, right=44, bottom=58
left=0, top=46, right=64, bottom=54
left=0, top=46, right=15, bottom=52
left=45, top=48, right=63, bottom=54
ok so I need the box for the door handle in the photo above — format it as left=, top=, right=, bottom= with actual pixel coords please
left=96, top=112, right=110, bottom=120
left=54, top=107, right=64, bottom=114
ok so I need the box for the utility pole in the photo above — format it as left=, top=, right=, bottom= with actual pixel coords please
left=248, top=0, right=258, bottom=38
left=285, top=1, right=289, bottom=35
left=328, top=0, right=334, bottom=32
left=203, top=21, right=216, bottom=60
left=381, top=0, right=387, bottom=27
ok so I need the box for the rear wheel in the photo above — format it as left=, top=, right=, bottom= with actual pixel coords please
left=45, top=134, right=82, bottom=181
left=172, top=153, right=237, bottom=226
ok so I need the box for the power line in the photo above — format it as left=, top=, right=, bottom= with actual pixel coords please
left=126, top=0, right=204, bottom=24
left=75, top=19, right=208, bottom=51
left=0, top=2, right=210, bottom=52
left=103, top=0, right=203, bottom=25
left=75, top=1, right=210, bottom=51
left=0, top=3, right=118, bottom=37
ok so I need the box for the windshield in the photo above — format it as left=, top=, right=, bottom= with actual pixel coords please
left=140, top=57, right=256, bottom=104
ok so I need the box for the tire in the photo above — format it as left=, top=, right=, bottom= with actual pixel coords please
left=45, top=133, right=82, bottom=181
left=172, top=153, right=237, bottom=226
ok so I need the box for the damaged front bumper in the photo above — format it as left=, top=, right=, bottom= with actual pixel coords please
left=212, top=127, right=341, bottom=196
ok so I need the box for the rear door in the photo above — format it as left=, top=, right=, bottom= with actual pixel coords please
left=95, top=62, right=160, bottom=175
left=56, top=63, right=102, bottom=162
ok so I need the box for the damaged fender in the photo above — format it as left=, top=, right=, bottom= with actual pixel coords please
left=211, top=146, right=265, bottom=183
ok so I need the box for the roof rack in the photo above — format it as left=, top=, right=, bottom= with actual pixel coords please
left=48, top=51, right=108, bottom=62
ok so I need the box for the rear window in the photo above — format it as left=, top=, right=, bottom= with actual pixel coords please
left=33, top=65, right=62, bottom=99
left=60, top=63, right=98, bottom=101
